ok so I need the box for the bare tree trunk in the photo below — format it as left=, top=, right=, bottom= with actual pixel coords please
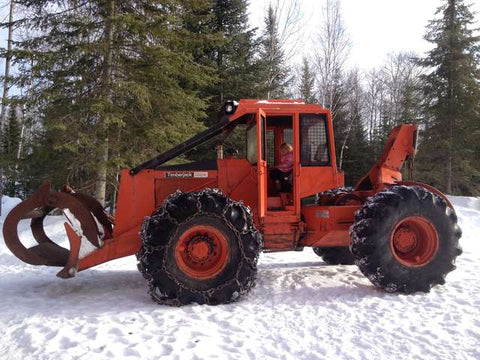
left=446, top=152, right=452, bottom=194
left=95, top=137, right=109, bottom=206
left=338, top=119, right=353, bottom=170
left=0, top=0, right=15, bottom=215
left=314, top=0, right=349, bottom=117
left=445, top=0, right=455, bottom=194
left=95, top=0, right=115, bottom=207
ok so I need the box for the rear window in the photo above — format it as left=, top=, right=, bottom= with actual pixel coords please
left=300, top=114, right=330, bottom=166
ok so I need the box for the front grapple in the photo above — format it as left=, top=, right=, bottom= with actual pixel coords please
left=2, top=181, right=112, bottom=278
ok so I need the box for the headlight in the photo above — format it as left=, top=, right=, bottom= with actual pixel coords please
left=224, top=100, right=238, bottom=114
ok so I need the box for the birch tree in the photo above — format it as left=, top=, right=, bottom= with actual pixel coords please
left=314, top=0, right=350, bottom=118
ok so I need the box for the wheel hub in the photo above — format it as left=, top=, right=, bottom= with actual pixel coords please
left=390, top=216, right=439, bottom=267
left=393, top=227, right=418, bottom=253
left=185, top=235, right=215, bottom=264
left=175, top=225, right=229, bottom=279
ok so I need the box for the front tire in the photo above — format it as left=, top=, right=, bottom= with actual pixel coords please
left=138, top=189, right=262, bottom=306
left=350, top=185, right=462, bottom=293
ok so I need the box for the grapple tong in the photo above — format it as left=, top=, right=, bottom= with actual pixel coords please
left=2, top=181, right=113, bottom=278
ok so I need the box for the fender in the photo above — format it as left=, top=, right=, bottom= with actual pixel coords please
left=395, top=181, right=454, bottom=209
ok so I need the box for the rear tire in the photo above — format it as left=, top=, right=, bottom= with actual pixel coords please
left=317, top=187, right=361, bottom=206
left=350, top=185, right=462, bottom=293
left=313, top=247, right=355, bottom=265
left=138, top=189, right=262, bottom=306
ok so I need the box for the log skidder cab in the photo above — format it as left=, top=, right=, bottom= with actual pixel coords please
left=2, top=99, right=462, bottom=305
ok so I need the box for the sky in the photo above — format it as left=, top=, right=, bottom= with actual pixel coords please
left=249, top=0, right=480, bottom=70
left=0, top=1, right=479, bottom=78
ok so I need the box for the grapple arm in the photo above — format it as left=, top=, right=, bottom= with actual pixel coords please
left=2, top=181, right=113, bottom=278
left=354, top=124, right=418, bottom=191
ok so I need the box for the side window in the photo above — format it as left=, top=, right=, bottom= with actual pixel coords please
left=225, top=123, right=247, bottom=158
left=266, top=129, right=275, bottom=165
left=283, top=128, right=293, bottom=146
left=247, top=123, right=257, bottom=164
left=261, top=115, right=266, bottom=161
left=300, top=114, right=330, bottom=166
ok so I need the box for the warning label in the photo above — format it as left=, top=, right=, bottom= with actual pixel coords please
left=316, top=210, right=330, bottom=219
left=193, top=171, right=208, bottom=178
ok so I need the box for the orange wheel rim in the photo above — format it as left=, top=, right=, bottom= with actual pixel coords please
left=390, top=216, right=439, bottom=267
left=175, top=225, right=229, bottom=279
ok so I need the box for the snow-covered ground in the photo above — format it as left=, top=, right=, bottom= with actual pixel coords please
left=0, top=195, right=479, bottom=360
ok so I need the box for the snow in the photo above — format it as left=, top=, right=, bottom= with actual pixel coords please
left=257, top=100, right=305, bottom=105
left=1, top=195, right=22, bottom=219
left=62, top=209, right=99, bottom=260
left=0, top=195, right=479, bottom=359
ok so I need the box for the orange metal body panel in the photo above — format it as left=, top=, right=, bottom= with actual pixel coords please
left=77, top=169, right=158, bottom=271
left=298, top=167, right=343, bottom=199
left=217, top=159, right=259, bottom=223
left=113, top=169, right=156, bottom=236
left=78, top=228, right=140, bottom=271
left=300, top=205, right=362, bottom=247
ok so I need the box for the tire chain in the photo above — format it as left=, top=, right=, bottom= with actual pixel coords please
left=316, top=187, right=353, bottom=205
left=137, top=188, right=263, bottom=306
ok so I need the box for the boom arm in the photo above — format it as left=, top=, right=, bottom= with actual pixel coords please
left=354, top=124, right=418, bottom=191
left=129, top=117, right=233, bottom=175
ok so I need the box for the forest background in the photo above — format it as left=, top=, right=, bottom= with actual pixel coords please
left=0, top=0, right=479, bottom=213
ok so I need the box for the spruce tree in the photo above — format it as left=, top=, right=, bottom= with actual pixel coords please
left=337, top=69, right=372, bottom=179
left=3, top=106, right=20, bottom=157
left=417, top=0, right=480, bottom=195
left=258, top=4, right=291, bottom=99
left=2, top=106, right=21, bottom=196
left=298, top=58, right=316, bottom=103
left=209, top=0, right=262, bottom=107
left=343, top=118, right=373, bottom=186
left=7, top=1, right=216, bottom=201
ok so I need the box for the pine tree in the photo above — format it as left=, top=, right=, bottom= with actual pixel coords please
left=298, top=58, right=316, bottom=103
left=3, top=106, right=20, bottom=157
left=258, top=4, right=291, bottom=99
left=210, top=0, right=262, bottom=106
left=343, top=117, right=373, bottom=186
left=1, top=106, right=22, bottom=196
left=337, top=69, right=373, bottom=177
left=417, top=0, right=480, bottom=195
left=8, top=1, right=217, bottom=201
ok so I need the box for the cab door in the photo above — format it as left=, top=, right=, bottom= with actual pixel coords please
left=257, top=108, right=267, bottom=218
